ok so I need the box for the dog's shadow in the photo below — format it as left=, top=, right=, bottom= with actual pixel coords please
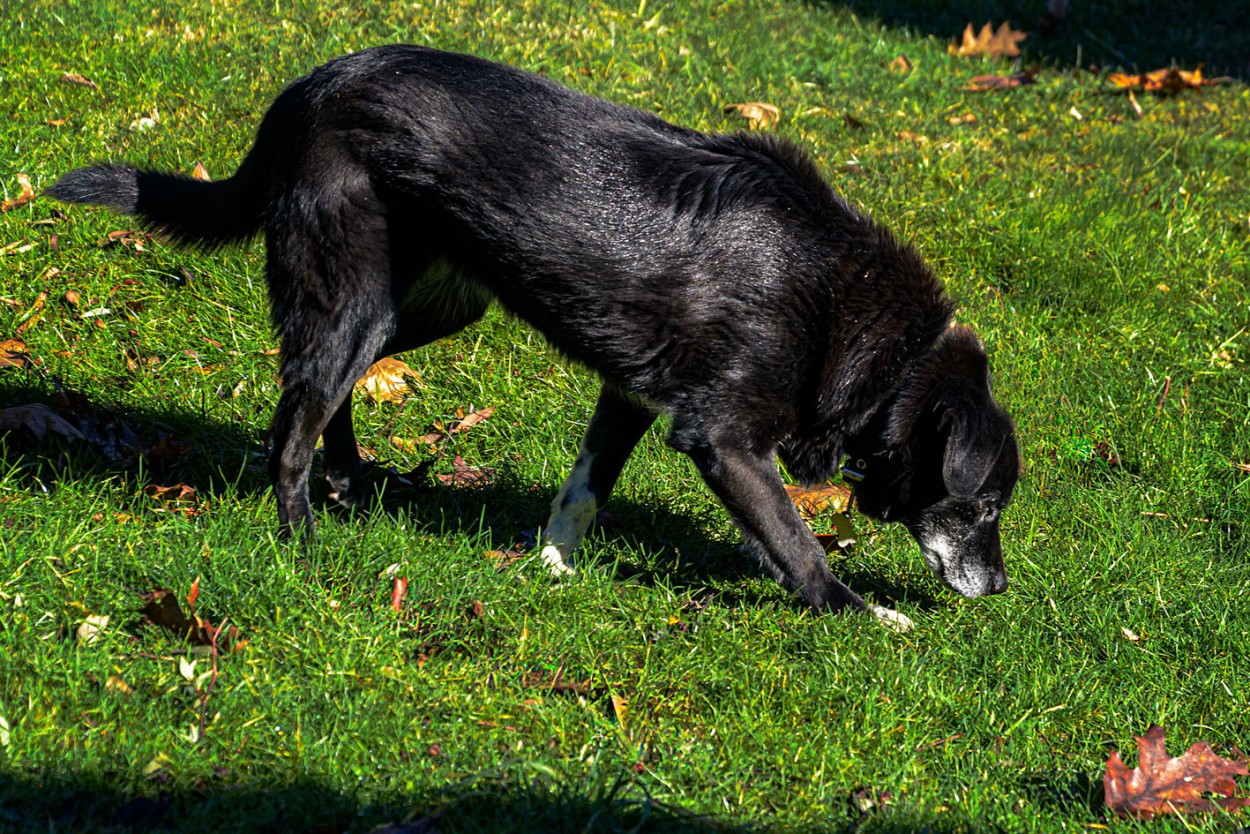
left=0, top=381, right=940, bottom=611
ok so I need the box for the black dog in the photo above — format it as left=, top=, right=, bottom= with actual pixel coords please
left=48, top=45, right=1019, bottom=627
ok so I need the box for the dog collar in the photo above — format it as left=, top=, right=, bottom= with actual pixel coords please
left=841, top=458, right=868, bottom=485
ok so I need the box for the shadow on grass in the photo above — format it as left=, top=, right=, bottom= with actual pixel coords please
left=0, top=763, right=1016, bottom=833
left=2, top=382, right=938, bottom=610
left=0, top=765, right=762, bottom=834
left=829, top=0, right=1250, bottom=76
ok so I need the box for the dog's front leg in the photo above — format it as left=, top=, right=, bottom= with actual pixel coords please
left=540, top=386, right=656, bottom=574
left=681, top=439, right=912, bottom=628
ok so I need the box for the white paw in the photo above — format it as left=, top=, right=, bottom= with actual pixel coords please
left=539, top=545, right=576, bottom=576
left=868, top=604, right=914, bottom=632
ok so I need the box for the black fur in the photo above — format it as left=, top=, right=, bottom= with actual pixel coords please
left=48, top=45, right=1019, bottom=614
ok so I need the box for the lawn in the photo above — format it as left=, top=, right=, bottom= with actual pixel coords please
left=1, top=0, right=1248, bottom=831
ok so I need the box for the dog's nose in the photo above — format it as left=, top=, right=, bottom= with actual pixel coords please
left=989, top=572, right=1009, bottom=595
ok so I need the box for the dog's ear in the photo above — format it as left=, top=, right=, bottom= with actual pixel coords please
left=932, top=327, right=1014, bottom=497
left=941, top=405, right=1005, bottom=496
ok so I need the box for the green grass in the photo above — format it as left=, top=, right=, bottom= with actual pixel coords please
left=2, top=0, right=1248, bottom=831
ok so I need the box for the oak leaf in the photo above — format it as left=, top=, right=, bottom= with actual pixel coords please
left=723, top=102, right=780, bottom=130
left=1104, top=725, right=1250, bottom=819
left=949, top=22, right=1027, bottom=59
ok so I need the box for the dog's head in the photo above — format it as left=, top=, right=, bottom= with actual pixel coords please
left=847, top=326, right=1019, bottom=598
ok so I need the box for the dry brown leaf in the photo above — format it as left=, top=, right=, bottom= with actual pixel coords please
left=889, top=55, right=913, bottom=73
left=966, top=70, right=1038, bottom=92
left=723, top=102, right=781, bottom=130
left=0, top=174, right=36, bottom=213
left=138, top=588, right=246, bottom=651
left=61, top=72, right=99, bottom=90
left=0, top=403, right=84, bottom=442
left=189, top=162, right=211, bottom=181
left=949, top=22, right=1027, bottom=59
left=449, top=405, right=494, bottom=434
left=436, top=455, right=495, bottom=488
left=0, top=338, right=29, bottom=368
left=1109, top=66, right=1233, bottom=94
left=784, top=482, right=851, bottom=518
left=144, top=483, right=202, bottom=517
left=1104, top=725, right=1250, bottom=819
left=355, top=357, right=423, bottom=404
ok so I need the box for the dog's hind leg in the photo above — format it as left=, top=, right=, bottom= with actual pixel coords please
left=318, top=267, right=491, bottom=509
left=540, top=386, right=656, bottom=574
left=268, top=293, right=396, bottom=536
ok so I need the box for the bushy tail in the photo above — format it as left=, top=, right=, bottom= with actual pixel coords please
left=45, top=88, right=296, bottom=246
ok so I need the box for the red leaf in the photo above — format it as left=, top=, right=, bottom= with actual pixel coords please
left=391, top=577, right=409, bottom=612
left=1104, top=725, right=1250, bottom=818
left=187, top=576, right=201, bottom=609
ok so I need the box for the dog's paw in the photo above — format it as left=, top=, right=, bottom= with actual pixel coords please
left=539, top=545, right=576, bottom=576
left=867, top=604, right=914, bottom=632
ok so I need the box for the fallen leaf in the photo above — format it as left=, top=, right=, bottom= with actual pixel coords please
left=189, top=162, right=211, bottom=181
left=610, top=692, right=631, bottom=739
left=889, top=54, right=913, bottom=73
left=785, top=482, right=851, bottom=518
left=105, top=675, right=135, bottom=695
left=139, top=588, right=246, bottom=651
left=356, top=357, right=423, bottom=404
left=0, top=403, right=85, bottom=442
left=521, top=667, right=602, bottom=697
left=0, top=174, right=36, bottom=213
left=850, top=786, right=894, bottom=814
left=1120, top=626, right=1143, bottom=642
left=98, top=229, right=151, bottom=252
left=391, top=577, right=408, bottom=612
left=60, top=72, right=100, bottom=90
left=0, top=338, right=30, bottom=368
left=368, top=813, right=442, bottom=834
left=966, top=70, right=1037, bottom=92
left=723, top=102, right=781, bottom=130
left=144, top=484, right=202, bottom=518
left=949, top=22, right=1027, bottom=59
left=1109, top=66, right=1233, bottom=94
left=485, top=547, right=528, bottom=569
left=1104, top=725, right=1250, bottom=819
left=948, top=112, right=978, bottom=125
left=76, top=614, right=109, bottom=645
left=449, top=405, right=494, bottom=434
left=436, top=455, right=495, bottom=488
left=187, top=576, right=201, bottom=609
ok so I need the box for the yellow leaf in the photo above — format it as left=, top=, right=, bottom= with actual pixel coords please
left=723, top=102, right=780, bottom=130
left=355, top=357, right=423, bottom=404
left=784, top=482, right=851, bottom=518
left=0, top=174, right=36, bottom=213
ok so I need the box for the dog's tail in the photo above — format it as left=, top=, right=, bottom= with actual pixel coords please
left=45, top=91, right=295, bottom=247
